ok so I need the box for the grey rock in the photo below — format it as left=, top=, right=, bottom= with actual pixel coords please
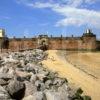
left=6, top=79, right=25, bottom=99
left=23, top=95, right=35, bottom=100
left=45, top=80, right=53, bottom=89
left=33, top=92, right=44, bottom=100
left=58, top=84, right=70, bottom=92
left=0, top=79, right=9, bottom=86
left=23, top=92, right=45, bottom=100
left=45, top=91, right=69, bottom=100
left=24, top=64, right=35, bottom=73
left=36, top=73, right=47, bottom=81
left=30, top=74, right=37, bottom=84
left=0, top=85, right=11, bottom=99
left=35, top=80, right=45, bottom=91
left=53, top=77, right=67, bottom=86
left=0, top=49, right=74, bottom=100
left=24, top=81, right=37, bottom=97
left=0, top=73, right=13, bottom=80
left=0, top=66, right=9, bottom=73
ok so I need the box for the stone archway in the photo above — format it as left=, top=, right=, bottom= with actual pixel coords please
left=37, top=35, right=48, bottom=51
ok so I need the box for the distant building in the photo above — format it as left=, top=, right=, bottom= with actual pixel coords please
left=0, top=29, right=9, bottom=51
left=0, top=28, right=100, bottom=52
left=0, top=29, right=5, bottom=37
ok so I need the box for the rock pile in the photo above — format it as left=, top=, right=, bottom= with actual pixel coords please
left=0, top=49, right=90, bottom=100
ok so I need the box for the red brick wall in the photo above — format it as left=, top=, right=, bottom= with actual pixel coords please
left=48, top=39, right=62, bottom=49
left=82, top=36, right=96, bottom=50
left=4, top=36, right=97, bottom=51
left=48, top=39, right=80, bottom=50
left=48, top=36, right=96, bottom=50
left=8, top=38, right=37, bottom=51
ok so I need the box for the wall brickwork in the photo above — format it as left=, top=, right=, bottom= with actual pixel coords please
left=8, top=38, right=37, bottom=51
left=0, top=29, right=99, bottom=52
left=6, top=35, right=97, bottom=51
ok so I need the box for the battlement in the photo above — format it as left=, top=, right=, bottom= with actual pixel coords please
left=82, top=29, right=96, bottom=37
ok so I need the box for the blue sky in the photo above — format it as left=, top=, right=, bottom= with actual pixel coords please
left=0, top=0, right=100, bottom=39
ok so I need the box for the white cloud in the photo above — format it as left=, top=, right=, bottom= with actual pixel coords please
left=27, top=2, right=54, bottom=8
left=27, top=2, right=100, bottom=28
left=85, top=0, right=98, bottom=4
left=53, top=7, right=100, bottom=28
left=67, top=0, right=83, bottom=7
left=15, top=0, right=100, bottom=28
left=56, top=18, right=85, bottom=27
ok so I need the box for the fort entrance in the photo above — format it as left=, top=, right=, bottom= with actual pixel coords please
left=37, top=35, right=49, bottom=50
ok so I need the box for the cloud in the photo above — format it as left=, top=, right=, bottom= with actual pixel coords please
left=53, top=7, right=100, bottom=28
left=15, top=0, right=100, bottom=28
left=27, top=2, right=55, bottom=8
left=66, top=0, right=98, bottom=7
left=15, top=0, right=98, bottom=7
left=56, top=18, right=85, bottom=27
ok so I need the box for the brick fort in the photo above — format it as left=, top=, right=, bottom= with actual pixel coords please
left=0, top=29, right=100, bottom=52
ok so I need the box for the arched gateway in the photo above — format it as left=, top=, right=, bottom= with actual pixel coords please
left=37, top=35, right=49, bottom=50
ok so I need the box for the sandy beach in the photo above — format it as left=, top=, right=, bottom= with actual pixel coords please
left=42, top=50, right=100, bottom=100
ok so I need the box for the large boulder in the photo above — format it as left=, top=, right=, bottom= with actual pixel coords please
left=24, top=63, right=35, bottom=73
left=45, top=80, right=53, bottom=89
left=6, top=79, right=25, bottom=99
left=36, top=73, right=47, bottom=81
left=45, top=91, right=69, bottom=100
left=23, top=95, right=34, bottom=100
left=24, top=81, right=37, bottom=97
left=35, top=80, right=45, bottom=91
left=23, top=92, right=45, bottom=100
left=32, top=92, right=45, bottom=100
left=16, top=71, right=32, bottom=82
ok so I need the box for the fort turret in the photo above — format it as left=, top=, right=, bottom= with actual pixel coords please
left=37, top=35, right=49, bottom=50
left=0, top=29, right=5, bottom=37
left=82, top=29, right=96, bottom=50
left=83, top=29, right=95, bottom=37
left=0, top=29, right=9, bottom=52
left=0, top=29, right=5, bottom=51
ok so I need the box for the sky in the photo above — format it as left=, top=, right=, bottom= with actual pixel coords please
left=0, top=0, right=100, bottom=39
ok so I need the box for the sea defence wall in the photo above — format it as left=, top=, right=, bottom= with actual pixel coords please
left=0, top=29, right=99, bottom=52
